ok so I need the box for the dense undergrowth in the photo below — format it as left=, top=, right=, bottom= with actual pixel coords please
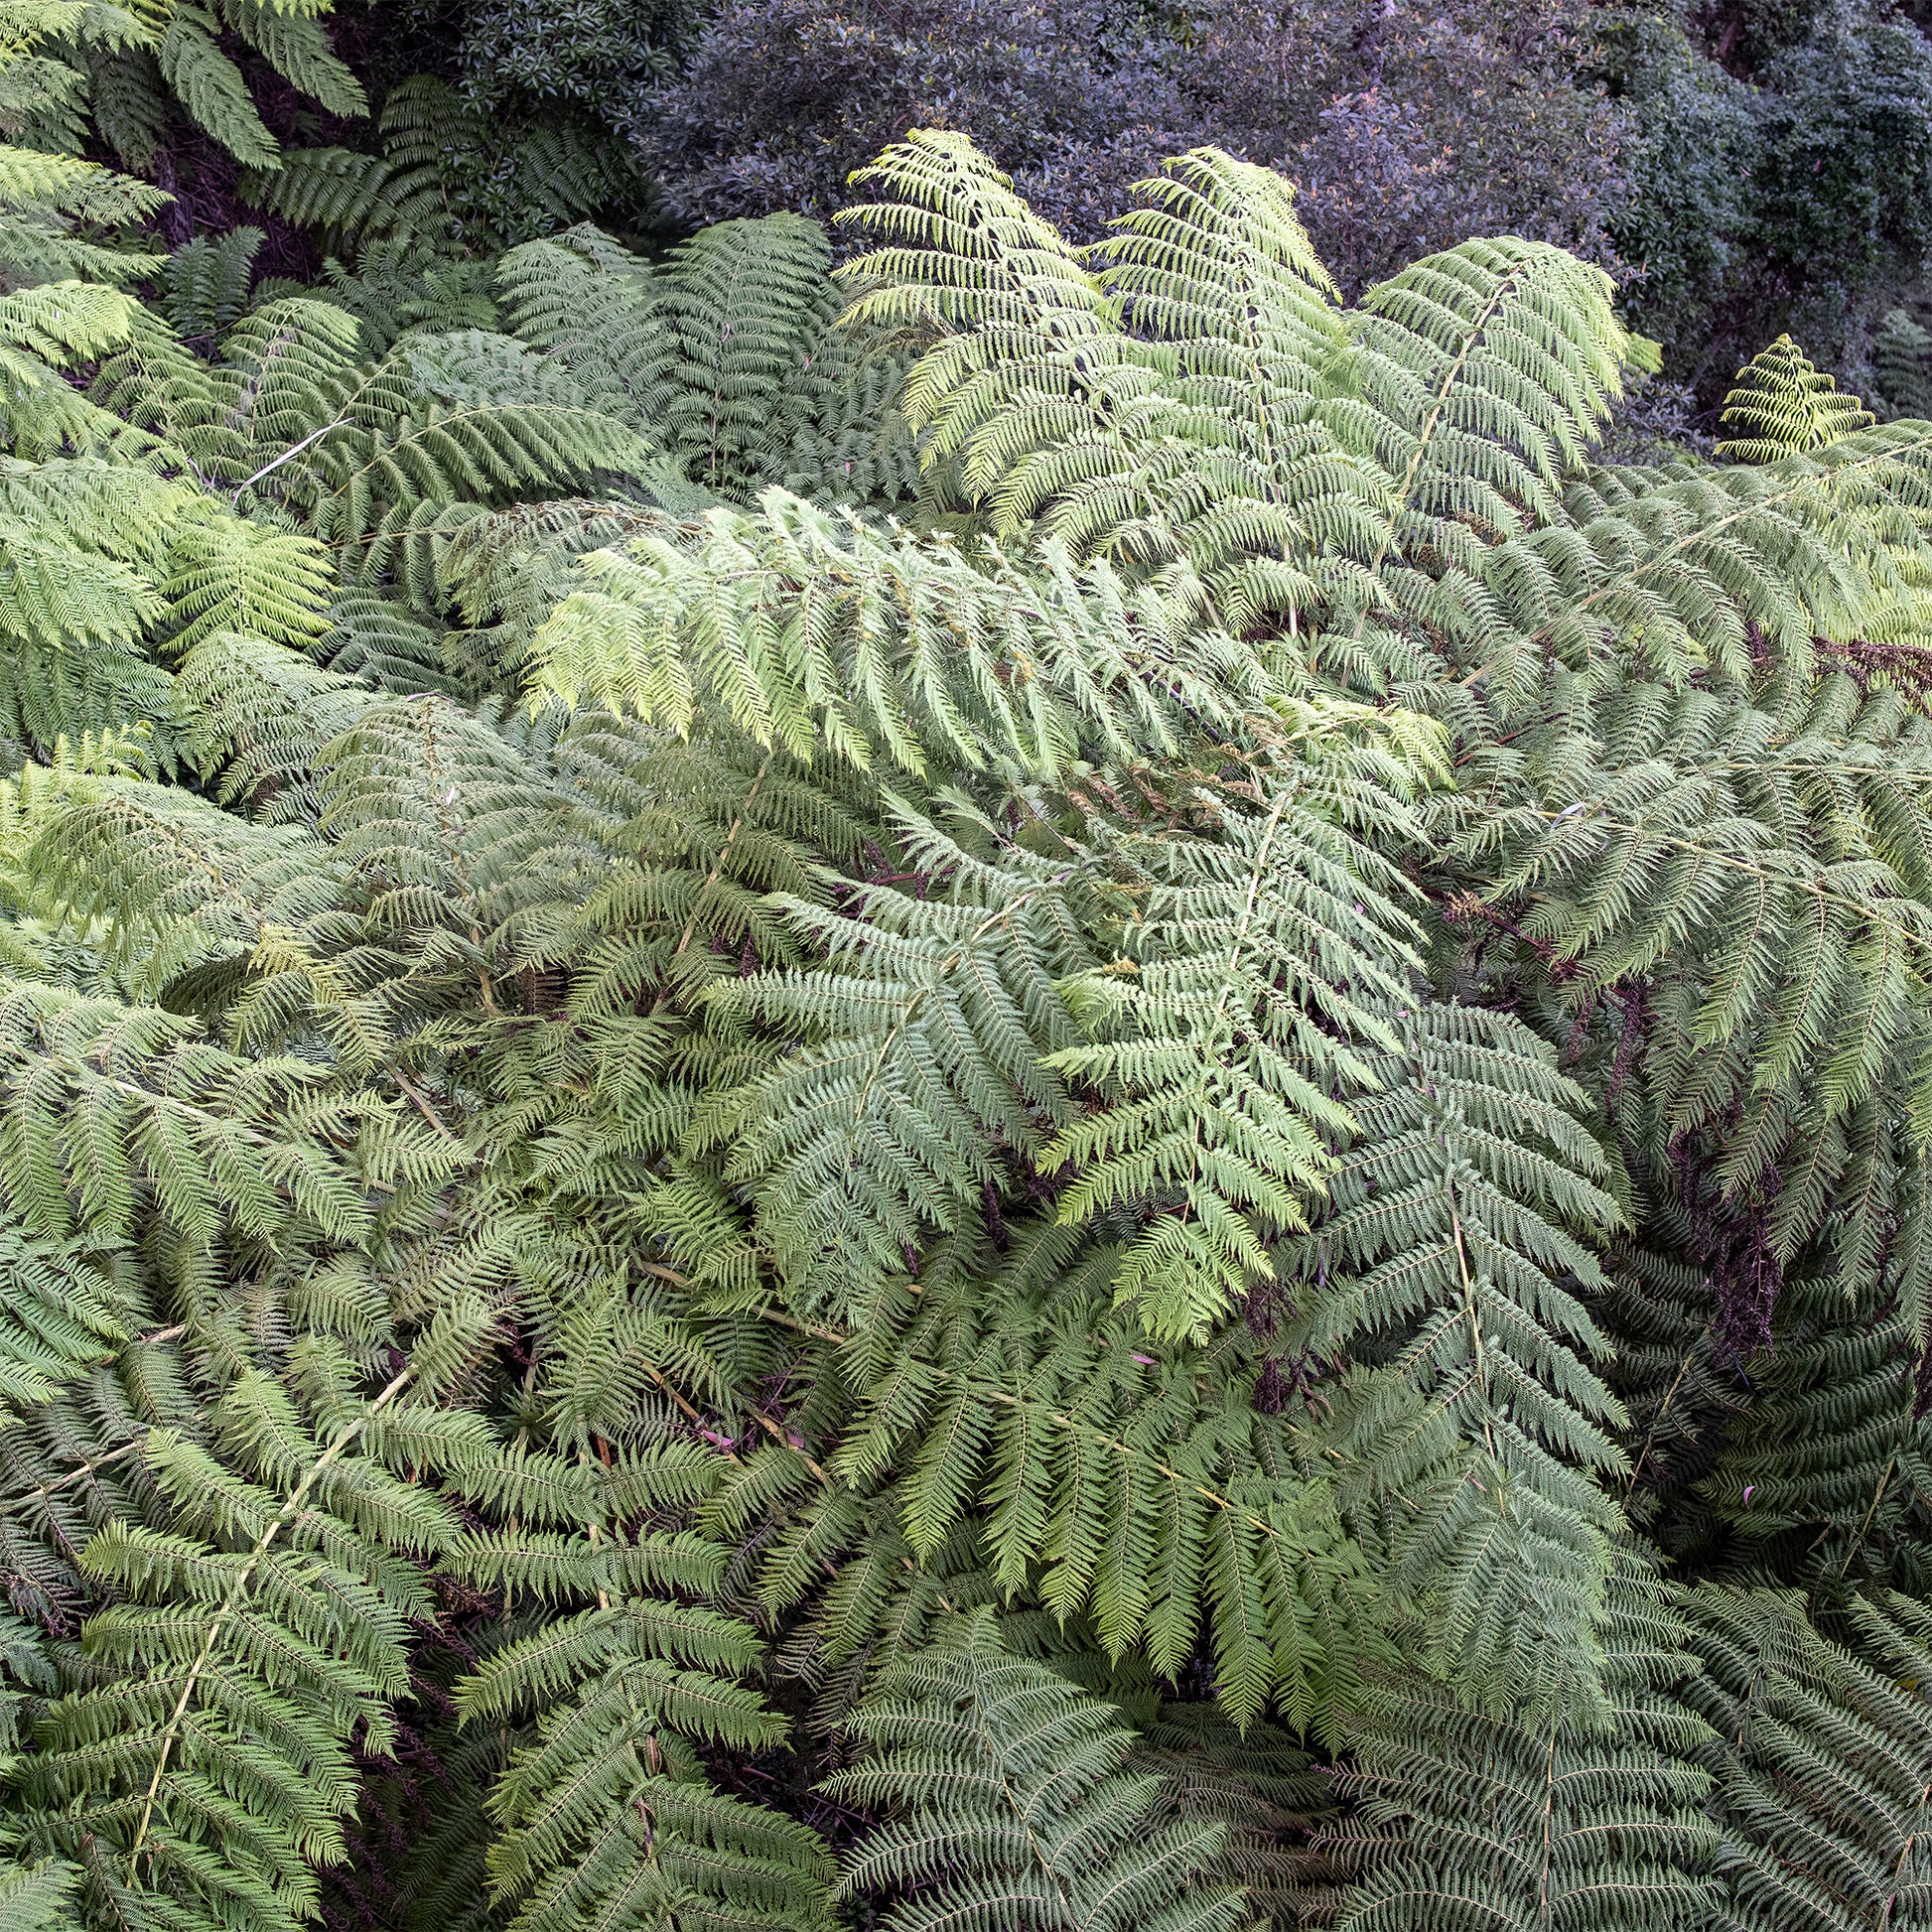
left=2, top=0, right=1932, bottom=1927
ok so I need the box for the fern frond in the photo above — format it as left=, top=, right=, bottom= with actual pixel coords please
left=1331, top=1555, right=1719, bottom=1930
left=212, top=0, right=363, bottom=120
left=246, top=78, right=631, bottom=262
left=1290, top=1000, right=1632, bottom=1721
left=1679, top=1587, right=1932, bottom=1932
left=1698, top=1269, right=1932, bottom=1594
left=15, top=1306, right=500, bottom=1932
left=157, top=3, right=276, bottom=167
left=0, top=1860, right=73, bottom=1932
left=719, top=1216, right=1389, bottom=1735
left=497, top=224, right=667, bottom=436
left=1718, top=336, right=1875, bottom=463
left=157, top=228, right=264, bottom=345
left=455, top=1521, right=836, bottom=1932
left=1044, top=756, right=1424, bottom=1339
left=1469, top=666, right=1932, bottom=1321
left=831, top=1611, right=1244, bottom=1932
left=530, top=492, right=1282, bottom=779
left=20, top=771, right=346, bottom=997
left=655, top=213, right=839, bottom=494
left=721, top=806, right=1094, bottom=1319
left=163, top=505, right=336, bottom=653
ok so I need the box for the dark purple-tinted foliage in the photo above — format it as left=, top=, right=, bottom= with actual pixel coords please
left=633, top=0, right=1192, bottom=235
left=1671, top=1132, right=1785, bottom=1366
left=632, top=0, right=1629, bottom=290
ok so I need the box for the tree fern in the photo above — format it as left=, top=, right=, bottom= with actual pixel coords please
left=157, top=228, right=267, bottom=346
left=1597, top=1234, right=1744, bottom=1570
left=716, top=806, right=1096, bottom=1321
left=4, top=115, right=1932, bottom=1932
left=527, top=490, right=1290, bottom=778
left=0, top=1857, right=71, bottom=1932
left=496, top=224, right=671, bottom=439
left=0, top=1614, right=69, bottom=1932
left=1111, top=1688, right=1338, bottom=1925
left=653, top=214, right=841, bottom=495
left=0, top=1336, right=181, bottom=1633
left=1717, top=337, right=1876, bottom=462
left=833, top=133, right=1638, bottom=698
left=16, top=1339, right=483, bottom=1932
left=158, top=3, right=279, bottom=168
left=1467, top=671, right=1932, bottom=1337
left=1042, top=752, right=1426, bottom=1341
left=1696, top=1268, right=1932, bottom=1595
left=1874, top=303, right=1932, bottom=421
left=0, top=277, right=661, bottom=753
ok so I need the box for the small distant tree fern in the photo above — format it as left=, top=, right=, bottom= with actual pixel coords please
left=498, top=214, right=918, bottom=502
left=244, top=79, right=640, bottom=275
left=1718, top=336, right=1876, bottom=461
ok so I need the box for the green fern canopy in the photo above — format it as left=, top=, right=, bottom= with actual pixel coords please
left=1, top=117, right=1932, bottom=1932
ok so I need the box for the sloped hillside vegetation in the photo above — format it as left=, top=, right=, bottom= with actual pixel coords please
left=3, top=0, right=1932, bottom=1920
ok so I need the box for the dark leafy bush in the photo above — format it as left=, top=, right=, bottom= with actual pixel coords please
left=634, top=0, right=1194, bottom=234
left=633, top=0, right=1631, bottom=284
left=458, top=0, right=691, bottom=113
left=1189, top=0, right=1631, bottom=291
left=1610, top=1, right=1932, bottom=404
